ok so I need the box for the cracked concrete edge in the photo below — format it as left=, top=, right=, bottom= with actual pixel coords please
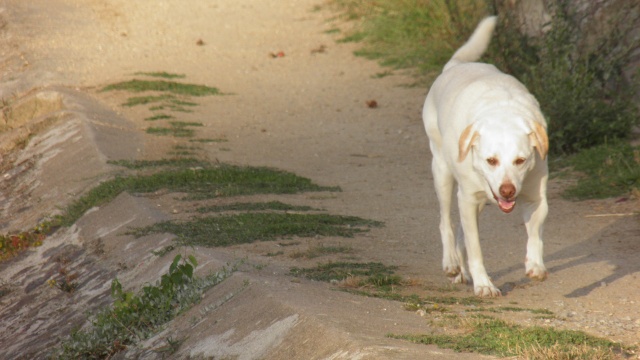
left=0, top=86, right=143, bottom=231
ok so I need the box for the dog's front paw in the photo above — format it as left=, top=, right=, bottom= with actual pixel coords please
left=474, top=284, right=501, bottom=297
left=525, top=261, right=548, bottom=281
left=444, top=265, right=469, bottom=284
left=472, top=275, right=501, bottom=297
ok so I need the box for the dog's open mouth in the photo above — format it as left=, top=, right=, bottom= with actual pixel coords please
left=493, top=193, right=516, bottom=213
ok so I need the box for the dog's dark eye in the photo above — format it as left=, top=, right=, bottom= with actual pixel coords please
left=486, top=157, right=499, bottom=166
left=514, top=158, right=526, bottom=165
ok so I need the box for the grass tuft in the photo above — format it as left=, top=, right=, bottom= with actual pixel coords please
left=130, top=213, right=382, bottom=247
left=330, top=0, right=488, bottom=83
left=122, top=94, right=175, bottom=107
left=290, top=261, right=397, bottom=283
left=145, top=114, right=174, bottom=121
left=101, top=79, right=221, bottom=97
left=56, top=164, right=340, bottom=226
left=555, top=142, right=640, bottom=199
left=197, top=201, right=320, bottom=213
left=390, top=316, right=632, bottom=359
left=134, top=71, right=186, bottom=79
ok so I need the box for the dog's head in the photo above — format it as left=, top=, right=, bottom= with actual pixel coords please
left=458, top=117, right=548, bottom=213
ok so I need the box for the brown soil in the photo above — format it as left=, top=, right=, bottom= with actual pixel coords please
left=0, top=0, right=638, bottom=358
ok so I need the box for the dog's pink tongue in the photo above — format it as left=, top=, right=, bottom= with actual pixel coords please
left=498, top=198, right=516, bottom=213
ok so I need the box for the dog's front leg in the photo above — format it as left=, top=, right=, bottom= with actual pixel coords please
left=458, top=192, right=501, bottom=297
left=432, top=159, right=468, bottom=283
left=522, top=200, right=548, bottom=280
left=521, top=170, right=549, bottom=281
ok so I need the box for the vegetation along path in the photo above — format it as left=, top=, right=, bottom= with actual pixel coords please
left=0, top=0, right=638, bottom=358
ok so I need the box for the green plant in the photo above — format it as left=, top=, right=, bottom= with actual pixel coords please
left=151, top=244, right=176, bottom=257
left=134, top=71, right=186, bottom=79
left=196, top=201, right=319, bottom=213
left=145, top=114, right=174, bottom=121
left=189, top=138, right=228, bottom=143
left=47, top=256, right=79, bottom=293
left=146, top=125, right=194, bottom=137
left=101, top=79, right=221, bottom=97
left=0, top=222, right=52, bottom=261
left=556, top=142, right=640, bottom=199
left=290, top=261, right=397, bottom=283
left=390, top=316, right=632, bottom=359
left=130, top=213, right=382, bottom=247
left=107, top=158, right=208, bottom=169
left=57, top=162, right=340, bottom=226
left=122, top=94, right=175, bottom=107
left=490, top=3, right=640, bottom=155
left=50, top=255, right=233, bottom=359
left=331, top=0, right=488, bottom=83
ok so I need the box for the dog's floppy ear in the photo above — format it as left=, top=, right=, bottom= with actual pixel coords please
left=528, top=122, right=549, bottom=160
left=458, top=123, right=479, bottom=162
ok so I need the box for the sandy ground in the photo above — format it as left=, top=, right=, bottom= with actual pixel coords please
left=0, top=0, right=639, bottom=358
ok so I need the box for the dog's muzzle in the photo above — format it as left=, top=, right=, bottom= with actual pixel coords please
left=493, top=183, right=517, bottom=213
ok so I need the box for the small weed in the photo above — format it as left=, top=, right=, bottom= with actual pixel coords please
left=50, top=255, right=234, bottom=359
left=145, top=121, right=204, bottom=138
left=189, top=138, right=228, bottom=143
left=390, top=316, right=632, bottom=359
left=173, top=145, right=200, bottom=151
left=47, top=257, right=79, bottom=293
left=146, top=126, right=194, bottom=138
left=196, top=201, right=319, bottom=213
left=151, top=244, right=176, bottom=257
left=170, top=121, right=203, bottom=128
left=289, top=262, right=397, bottom=283
left=47, top=277, right=78, bottom=293
left=152, top=336, right=187, bottom=355
left=134, top=71, right=186, bottom=79
left=122, top=94, right=174, bottom=107
left=130, top=213, right=382, bottom=247
left=101, top=79, right=221, bottom=97
left=107, top=158, right=208, bottom=170
left=0, top=222, right=52, bottom=261
left=169, top=99, right=198, bottom=107
left=372, top=70, right=393, bottom=79
left=278, top=241, right=300, bottom=247
left=265, top=251, right=284, bottom=257
left=149, top=104, right=194, bottom=113
left=145, top=114, right=174, bottom=121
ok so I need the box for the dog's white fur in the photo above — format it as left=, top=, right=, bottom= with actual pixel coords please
left=423, top=16, right=549, bottom=297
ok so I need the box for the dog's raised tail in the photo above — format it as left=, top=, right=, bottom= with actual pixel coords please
left=443, top=16, right=497, bottom=72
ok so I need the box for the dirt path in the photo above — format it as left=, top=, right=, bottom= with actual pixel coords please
left=1, top=0, right=639, bottom=358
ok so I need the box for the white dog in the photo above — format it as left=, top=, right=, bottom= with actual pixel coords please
left=423, top=16, right=549, bottom=297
